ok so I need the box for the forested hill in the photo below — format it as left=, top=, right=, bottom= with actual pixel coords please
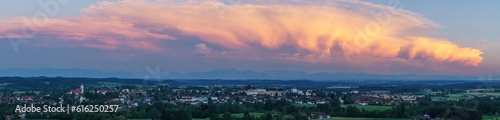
left=0, top=77, right=179, bottom=90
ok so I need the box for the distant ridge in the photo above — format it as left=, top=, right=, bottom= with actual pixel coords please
left=0, top=68, right=493, bottom=80
left=166, top=69, right=481, bottom=80
left=0, top=68, right=136, bottom=78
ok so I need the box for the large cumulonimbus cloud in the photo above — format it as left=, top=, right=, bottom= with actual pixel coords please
left=0, top=0, right=483, bottom=67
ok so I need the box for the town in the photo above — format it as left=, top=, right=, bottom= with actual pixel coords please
left=1, top=78, right=499, bottom=120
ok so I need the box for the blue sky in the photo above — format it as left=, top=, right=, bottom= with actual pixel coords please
left=0, top=0, right=498, bottom=75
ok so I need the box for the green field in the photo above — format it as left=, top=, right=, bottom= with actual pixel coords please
left=341, top=105, right=393, bottom=111
left=328, top=86, right=356, bottom=89
left=483, top=115, right=500, bottom=120
left=293, top=104, right=316, bottom=108
left=317, top=117, right=408, bottom=120
left=13, top=91, right=42, bottom=94
left=293, top=104, right=393, bottom=111
left=192, top=118, right=207, bottom=120
left=421, top=89, right=444, bottom=95
left=193, top=112, right=266, bottom=120
left=433, top=92, right=500, bottom=102
left=98, top=82, right=128, bottom=87
left=370, top=90, right=390, bottom=94
left=231, top=112, right=265, bottom=118
left=467, top=89, right=495, bottom=92
left=431, top=96, right=460, bottom=101
left=456, top=92, right=500, bottom=97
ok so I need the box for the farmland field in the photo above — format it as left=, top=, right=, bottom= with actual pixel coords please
left=431, top=91, right=500, bottom=102
left=317, top=117, right=408, bottom=120
left=13, top=91, right=42, bottom=94
left=293, top=104, right=316, bottom=108
left=193, top=112, right=266, bottom=120
left=98, top=82, right=128, bottom=87
left=431, top=96, right=460, bottom=101
left=455, top=92, right=500, bottom=97
left=370, top=90, right=390, bottom=93
left=421, top=89, right=444, bottom=95
left=483, top=115, right=500, bottom=120
left=341, top=105, right=393, bottom=111
left=192, top=118, right=207, bottom=120
left=231, top=112, right=265, bottom=118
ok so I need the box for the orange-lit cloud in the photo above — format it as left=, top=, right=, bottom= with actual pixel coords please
left=0, top=0, right=483, bottom=66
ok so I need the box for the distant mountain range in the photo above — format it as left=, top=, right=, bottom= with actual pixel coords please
left=166, top=69, right=483, bottom=80
left=0, top=68, right=496, bottom=80
left=0, top=68, right=137, bottom=78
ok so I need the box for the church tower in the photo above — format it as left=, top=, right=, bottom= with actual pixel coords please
left=80, top=84, right=84, bottom=94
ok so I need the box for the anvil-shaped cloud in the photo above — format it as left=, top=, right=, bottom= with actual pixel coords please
left=0, top=0, right=483, bottom=67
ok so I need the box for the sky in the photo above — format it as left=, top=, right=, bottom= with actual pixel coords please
left=0, top=0, right=499, bottom=76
